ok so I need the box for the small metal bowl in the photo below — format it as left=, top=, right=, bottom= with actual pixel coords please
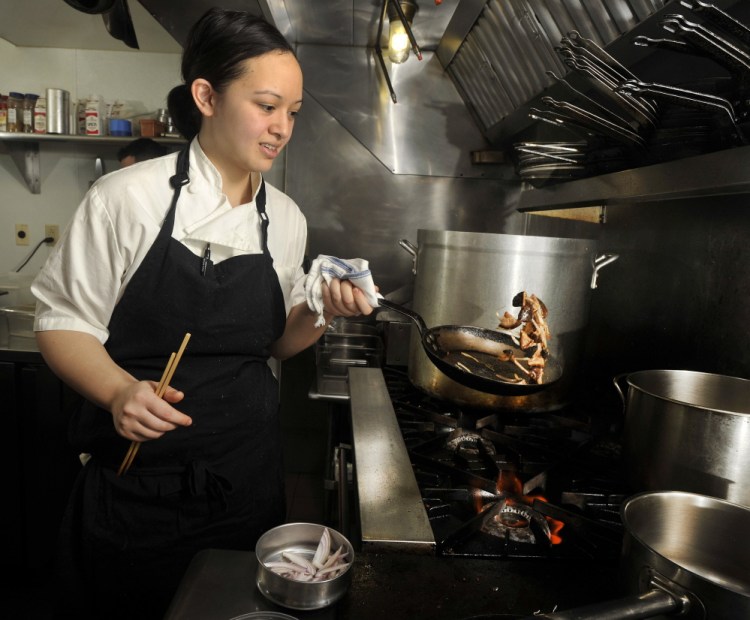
left=255, top=522, right=354, bottom=611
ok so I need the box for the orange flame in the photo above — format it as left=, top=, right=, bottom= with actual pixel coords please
left=498, top=469, right=523, bottom=496
left=547, top=516, right=564, bottom=545
left=492, top=470, right=565, bottom=545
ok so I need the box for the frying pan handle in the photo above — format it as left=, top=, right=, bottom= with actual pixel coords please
left=398, top=239, right=418, bottom=275
left=376, top=296, right=427, bottom=337
left=633, top=35, right=694, bottom=54
left=681, top=0, right=750, bottom=46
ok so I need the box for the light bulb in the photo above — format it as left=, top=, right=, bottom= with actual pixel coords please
left=388, top=19, right=410, bottom=63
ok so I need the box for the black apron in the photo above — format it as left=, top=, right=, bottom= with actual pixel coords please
left=54, top=147, right=287, bottom=619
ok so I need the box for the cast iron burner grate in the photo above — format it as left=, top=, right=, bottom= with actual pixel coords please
left=382, top=367, right=629, bottom=560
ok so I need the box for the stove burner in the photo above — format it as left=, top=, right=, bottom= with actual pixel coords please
left=500, top=510, right=528, bottom=528
left=447, top=432, right=495, bottom=454
left=381, top=366, right=628, bottom=560
left=482, top=501, right=552, bottom=545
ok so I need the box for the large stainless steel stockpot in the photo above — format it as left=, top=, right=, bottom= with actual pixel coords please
left=616, top=369, right=750, bottom=507
left=402, top=230, right=617, bottom=411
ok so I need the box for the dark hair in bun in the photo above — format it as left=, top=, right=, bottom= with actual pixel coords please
left=167, top=8, right=295, bottom=140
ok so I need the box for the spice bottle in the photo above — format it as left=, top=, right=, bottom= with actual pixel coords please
left=0, top=95, right=8, bottom=132
left=34, top=97, right=47, bottom=134
left=7, top=92, right=24, bottom=132
left=22, top=94, right=39, bottom=133
left=85, top=94, right=105, bottom=136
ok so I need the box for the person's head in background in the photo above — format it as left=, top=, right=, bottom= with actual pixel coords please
left=117, top=137, right=169, bottom=167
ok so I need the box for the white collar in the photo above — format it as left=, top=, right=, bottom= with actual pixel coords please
left=180, top=139, right=266, bottom=251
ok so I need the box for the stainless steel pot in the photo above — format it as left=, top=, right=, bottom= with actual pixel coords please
left=255, top=522, right=354, bottom=611
left=528, top=491, right=750, bottom=619
left=402, top=230, right=618, bottom=411
left=615, top=369, right=750, bottom=507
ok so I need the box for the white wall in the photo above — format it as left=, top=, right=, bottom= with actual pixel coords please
left=0, top=38, right=181, bottom=274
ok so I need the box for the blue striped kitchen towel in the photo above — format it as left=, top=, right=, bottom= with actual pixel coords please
left=304, top=255, right=379, bottom=327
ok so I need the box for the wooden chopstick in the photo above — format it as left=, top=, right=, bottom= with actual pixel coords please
left=155, top=352, right=177, bottom=397
left=116, top=333, right=191, bottom=476
left=116, top=351, right=176, bottom=475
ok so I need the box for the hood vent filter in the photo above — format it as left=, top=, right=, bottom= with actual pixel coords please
left=447, top=0, right=666, bottom=132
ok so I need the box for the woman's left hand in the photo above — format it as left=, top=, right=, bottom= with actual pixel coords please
left=321, top=278, right=376, bottom=320
left=271, top=279, right=379, bottom=360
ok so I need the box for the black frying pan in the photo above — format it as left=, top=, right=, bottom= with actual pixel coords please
left=377, top=298, right=562, bottom=396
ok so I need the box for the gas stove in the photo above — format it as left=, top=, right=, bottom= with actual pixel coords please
left=348, top=366, right=631, bottom=562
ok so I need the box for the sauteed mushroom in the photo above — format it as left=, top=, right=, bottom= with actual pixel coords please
left=496, top=292, right=551, bottom=385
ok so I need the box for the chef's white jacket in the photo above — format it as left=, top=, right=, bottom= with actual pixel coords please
left=32, top=138, right=308, bottom=346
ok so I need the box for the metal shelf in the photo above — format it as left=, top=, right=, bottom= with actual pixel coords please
left=517, top=144, right=750, bottom=211
left=0, top=132, right=184, bottom=193
left=0, top=131, right=184, bottom=145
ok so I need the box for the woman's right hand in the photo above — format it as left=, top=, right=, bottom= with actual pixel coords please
left=36, top=330, right=194, bottom=442
left=110, top=380, right=192, bottom=442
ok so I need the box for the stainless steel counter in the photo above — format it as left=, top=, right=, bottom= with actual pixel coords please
left=164, top=549, right=336, bottom=620
left=347, top=367, right=435, bottom=553
left=164, top=547, right=621, bottom=620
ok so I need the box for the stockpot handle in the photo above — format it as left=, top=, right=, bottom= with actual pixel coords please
left=523, top=587, right=683, bottom=619
left=613, top=372, right=630, bottom=414
left=590, top=253, right=619, bottom=289
left=524, top=569, right=694, bottom=619
left=399, top=239, right=418, bottom=275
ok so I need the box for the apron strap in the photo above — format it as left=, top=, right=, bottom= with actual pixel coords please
left=163, top=146, right=191, bottom=231
left=255, top=180, right=270, bottom=257
left=170, top=147, right=190, bottom=189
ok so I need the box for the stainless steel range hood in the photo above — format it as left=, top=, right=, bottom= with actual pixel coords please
left=138, top=0, right=454, bottom=52
left=135, top=0, right=498, bottom=181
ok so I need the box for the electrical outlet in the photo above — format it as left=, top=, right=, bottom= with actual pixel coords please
left=15, top=224, right=29, bottom=246
left=45, top=224, right=60, bottom=245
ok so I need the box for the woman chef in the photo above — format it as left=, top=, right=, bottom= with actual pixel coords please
left=31, top=8, right=374, bottom=619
